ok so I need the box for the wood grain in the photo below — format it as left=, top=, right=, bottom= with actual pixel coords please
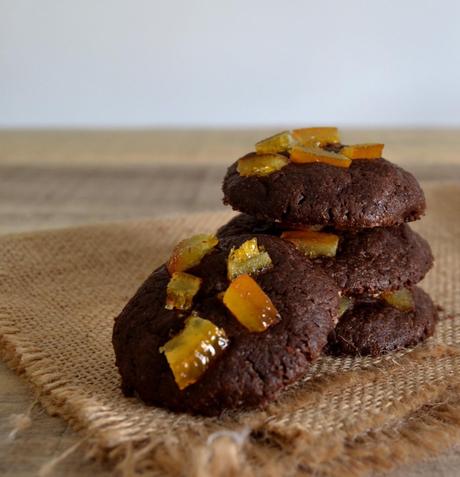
left=1, top=128, right=460, bottom=167
left=0, top=129, right=459, bottom=476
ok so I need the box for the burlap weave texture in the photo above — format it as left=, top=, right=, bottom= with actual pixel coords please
left=0, top=181, right=459, bottom=477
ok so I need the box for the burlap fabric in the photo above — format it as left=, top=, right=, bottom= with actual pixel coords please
left=1, top=181, right=459, bottom=477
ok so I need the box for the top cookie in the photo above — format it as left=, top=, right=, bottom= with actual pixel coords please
left=222, top=128, right=425, bottom=229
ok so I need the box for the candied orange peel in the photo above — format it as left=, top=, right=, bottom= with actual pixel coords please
left=237, top=153, right=288, bottom=177
left=341, top=143, right=384, bottom=160
left=223, top=274, right=280, bottom=332
left=167, top=234, right=219, bottom=274
left=255, top=127, right=340, bottom=155
left=281, top=230, right=339, bottom=259
left=165, top=272, right=202, bottom=311
left=255, top=130, right=297, bottom=154
left=338, top=296, right=353, bottom=319
left=246, top=128, right=386, bottom=170
left=290, top=145, right=351, bottom=168
left=381, top=288, right=415, bottom=312
left=292, top=127, right=340, bottom=147
left=227, top=238, right=272, bottom=281
left=160, top=314, right=229, bottom=390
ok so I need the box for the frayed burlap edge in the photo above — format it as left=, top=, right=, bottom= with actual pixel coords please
left=2, top=310, right=460, bottom=477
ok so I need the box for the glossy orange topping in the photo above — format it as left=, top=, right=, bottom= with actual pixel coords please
left=223, top=274, right=280, bottom=332
left=160, top=314, right=229, bottom=390
left=290, top=145, right=351, bottom=168
left=167, top=234, right=218, bottom=274
left=237, top=153, right=288, bottom=177
left=338, top=296, right=353, bottom=318
left=382, top=288, right=415, bottom=312
left=165, top=272, right=202, bottom=311
left=281, top=230, right=339, bottom=259
left=292, top=127, right=340, bottom=146
left=341, top=143, right=384, bottom=160
left=255, top=130, right=297, bottom=154
left=227, top=238, right=272, bottom=280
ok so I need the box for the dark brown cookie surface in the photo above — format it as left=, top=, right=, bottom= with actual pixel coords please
left=217, top=214, right=433, bottom=296
left=327, top=287, right=438, bottom=357
left=113, top=235, right=340, bottom=416
left=222, top=158, right=425, bottom=230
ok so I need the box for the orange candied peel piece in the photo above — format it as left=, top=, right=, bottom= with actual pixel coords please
left=341, top=143, right=384, bottom=160
left=223, top=274, right=280, bottom=333
left=237, top=153, right=288, bottom=177
left=292, top=127, right=340, bottom=147
left=255, top=130, right=297, bottom=154
left=227, top=237, right=272, bottom=281
left=381, top=288, right=415, bottom=312
left=338, top=296, right=353, bottom=319
left=290, top=145, right=351, bottom=168
left=165, top=272, right=202, bottom=311
left=167, top=234, right=219, bottom=274
left=160, top=314, right=229, bottom=390
left=281, top=230, right=339, bottom=259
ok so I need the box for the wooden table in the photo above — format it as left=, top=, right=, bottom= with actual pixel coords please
left=1, top=129, right=460, bottom=476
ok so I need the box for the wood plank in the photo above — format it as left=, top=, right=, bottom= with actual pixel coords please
left=1, top=129, right=460, bottom=167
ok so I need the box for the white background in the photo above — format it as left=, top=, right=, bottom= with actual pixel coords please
left=1, top=0, right=460, bottom=127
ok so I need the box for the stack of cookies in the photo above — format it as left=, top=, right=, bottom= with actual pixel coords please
left=221, top=128, right=437, bottom=357
left=113, top=127, right=437, bottom=416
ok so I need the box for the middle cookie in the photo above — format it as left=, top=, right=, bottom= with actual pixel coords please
left=217, top=214, right=433, bottom=296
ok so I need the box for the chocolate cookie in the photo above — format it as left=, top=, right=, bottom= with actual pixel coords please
left=327, top=287, right=438, bottom=357
left=217, top=214, right=433, bottom=296
left=113, top=235, right=340, bottom=416
left=222, top=158, right=425, bottom=229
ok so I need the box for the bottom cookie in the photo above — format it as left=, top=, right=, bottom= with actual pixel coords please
left=113, top=234, right=340, bottom=416
left=327, top=287, right=438, bottom=357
